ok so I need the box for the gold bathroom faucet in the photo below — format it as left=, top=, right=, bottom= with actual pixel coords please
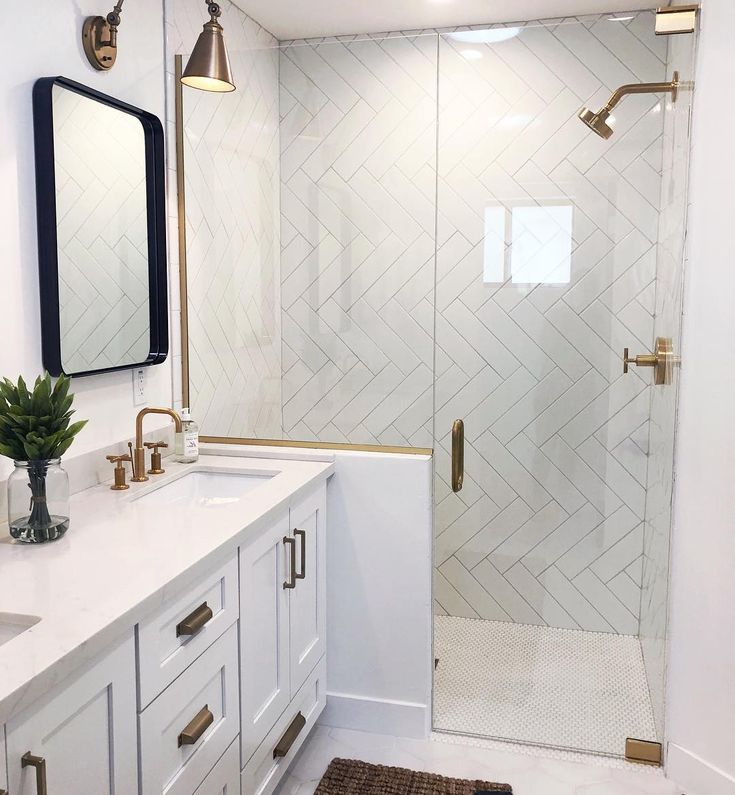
left=132, top=408, right=183, bottom=482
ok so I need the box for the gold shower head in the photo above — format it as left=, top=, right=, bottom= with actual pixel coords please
left=578, top=71, right=680, bottom=139
left=578, top=107, right=614, bottom=139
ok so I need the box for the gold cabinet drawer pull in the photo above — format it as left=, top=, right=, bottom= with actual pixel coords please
left=176, top=602, right=214, bottom=637
left=273, top=711, right=306, bottom=759
left=294, top=529, right=306, bottom=580
left=283, top=536, right=297, bottom=589
left=178, top=705, right=214, bottom=747
left=22, top=752, right=47, bottom=795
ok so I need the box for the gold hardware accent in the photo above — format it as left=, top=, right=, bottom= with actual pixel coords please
left=82, top=3, right=124, bottom=71
left=181, top=2, right=236, bottom=93
left=273, top=711, right=306, bottom=758
left=176, top=602, right=213, bottom=637
left=623, top=337, right=678, bottom=386
left=178, top=705, right=214, bottom=747
left=625, top=738, right=663, bottom=766
left=451, top=420, right=464, bottom=493
left=656, top=4, right=699, bottom=35
left=579, top=72, right=680, bottom=139
left=22, top=752, right=48, bottom=795
left=145, top=440, right=169, bottom=475
left=175, top=54, right=191, bottom=410
left=132, top=408, right=183, bottom=482
left=106, top=454, right=132, bottom=491
left=294, top=529, right=306, bottom=580
left=201, top=436, right=433, bottom=456
left=283, top=536, right=297, bottom=590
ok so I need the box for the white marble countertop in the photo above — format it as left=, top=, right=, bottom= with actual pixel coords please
left=0, top=450, right=334, bottom=725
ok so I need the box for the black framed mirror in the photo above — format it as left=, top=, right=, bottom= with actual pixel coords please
left=33, top=77, right=168, bottom=377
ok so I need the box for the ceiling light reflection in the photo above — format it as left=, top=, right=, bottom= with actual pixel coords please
left=449, top=27, right=521, bottom=44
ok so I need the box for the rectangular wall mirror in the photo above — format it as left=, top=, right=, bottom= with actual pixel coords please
left=33, top=77, right=168, bottom=377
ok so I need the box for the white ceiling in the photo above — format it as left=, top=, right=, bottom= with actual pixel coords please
left=231, top=0, right=662, bottom=41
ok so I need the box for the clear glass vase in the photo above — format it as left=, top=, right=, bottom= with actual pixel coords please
left=8, top=459, right=70, bottom=543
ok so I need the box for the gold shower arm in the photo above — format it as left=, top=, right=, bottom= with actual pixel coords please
left=603, top=73, right=680, bottom=112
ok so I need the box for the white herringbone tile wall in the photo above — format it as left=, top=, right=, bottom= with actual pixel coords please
left=278, top=33, right=438, bottom=448
left=54, top=90, right=151, bottom=373
left=432, top=14, right=667, bottom=633
left=279, top=13, right=671, bottom=634
left=171, top=0, right=282, bottom=438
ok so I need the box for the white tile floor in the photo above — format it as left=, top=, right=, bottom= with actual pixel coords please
left=434, top=616, right=657, bottom=756
left=274, top=725, right=682, bottom=795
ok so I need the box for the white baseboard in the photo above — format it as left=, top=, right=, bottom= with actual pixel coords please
left=667, top=743, right=735, bottom=795
left=318, top=691, right=430, bottom=739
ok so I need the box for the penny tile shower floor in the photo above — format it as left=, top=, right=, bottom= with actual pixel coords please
left=433, top=616, right=657, bottom=756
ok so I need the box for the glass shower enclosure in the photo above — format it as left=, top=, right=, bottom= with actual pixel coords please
left=174, top=3, right=698, bottom=760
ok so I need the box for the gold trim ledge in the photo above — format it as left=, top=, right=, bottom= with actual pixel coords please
left=202, top=436, right=433, bottom=457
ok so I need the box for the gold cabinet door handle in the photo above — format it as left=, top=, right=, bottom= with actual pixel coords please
left=283, top=536, right=297, bottom=589
left=451, top=419, right=464, bottom=493
left=294, top=529, right=306, bottom=580
left=176, top=602, right=214, bottom=637
left=273, top=711, right=306, bottom=759
left=178, top=705, right=214, bottom=747
left=22, top=753, right=47, bottom=795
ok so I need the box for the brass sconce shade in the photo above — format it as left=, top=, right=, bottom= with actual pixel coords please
left=181, top=2, right=236, bottom=93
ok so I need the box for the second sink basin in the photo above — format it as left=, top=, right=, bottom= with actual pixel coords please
left=135, top=470, right=275, bottom=507
left=0, top=613, right=41, bottom=648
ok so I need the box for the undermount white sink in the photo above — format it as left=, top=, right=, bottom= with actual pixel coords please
left=135, top=470, right=276, bottom=507
left=0, top=613, right=40, bottom=648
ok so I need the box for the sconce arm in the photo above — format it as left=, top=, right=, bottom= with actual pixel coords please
left=206, top=2, right=222, bottom=21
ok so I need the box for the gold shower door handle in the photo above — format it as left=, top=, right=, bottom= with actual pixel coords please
left=623, top=337, right=678, bottom=385
left=452, top=420, right=464, bottom=493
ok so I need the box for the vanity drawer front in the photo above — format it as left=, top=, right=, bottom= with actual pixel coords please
left=140, top=624, right=239, bottom=795
left=193, top=738, right=240, bottom=795
left=241, top=655, right=326, bottom=795
left=138, top=555, right=238, bottom=708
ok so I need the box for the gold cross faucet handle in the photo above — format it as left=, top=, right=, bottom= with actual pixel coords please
left=105, top=454, right=132, bottom=491
left=144, top=441, right=169, bottom=476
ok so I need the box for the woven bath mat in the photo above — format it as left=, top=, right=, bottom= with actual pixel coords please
left=314, top=758, right=512, bottom=794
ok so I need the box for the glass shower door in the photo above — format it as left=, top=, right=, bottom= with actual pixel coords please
left=432, top=11, right=697, bottom=757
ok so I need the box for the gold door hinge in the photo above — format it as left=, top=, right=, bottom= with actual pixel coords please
left=625, top=738, right=663, bottom=766
left=656, top=5, right=699, bottom=35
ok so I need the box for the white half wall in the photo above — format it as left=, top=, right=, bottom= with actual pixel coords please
left=321, top=450, right=433, bottom=739
left=666, top=0, right=735, bottom=792
left=0, top=0, right=172, bottom=480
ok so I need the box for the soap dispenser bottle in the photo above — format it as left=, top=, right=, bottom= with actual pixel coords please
left=176, top=408, right=199, bottom=463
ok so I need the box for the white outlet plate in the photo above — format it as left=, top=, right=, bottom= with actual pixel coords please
left=133, top=368, right=146, bottom=406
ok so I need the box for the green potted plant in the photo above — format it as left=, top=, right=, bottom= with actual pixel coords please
left=0, top=373, right=87, bottom=543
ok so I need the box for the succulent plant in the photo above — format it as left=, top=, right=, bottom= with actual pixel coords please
left=0, top=373, right=87, bottom=462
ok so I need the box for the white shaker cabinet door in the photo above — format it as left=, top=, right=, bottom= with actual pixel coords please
left=288, top=486, right=327, bottom=696
left=6, top=633, right=137, bottom=795
left=240, top=512, right=291, bottom=767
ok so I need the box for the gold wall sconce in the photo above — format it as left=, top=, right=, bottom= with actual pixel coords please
left=83, top=0, right=235, bottom=92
